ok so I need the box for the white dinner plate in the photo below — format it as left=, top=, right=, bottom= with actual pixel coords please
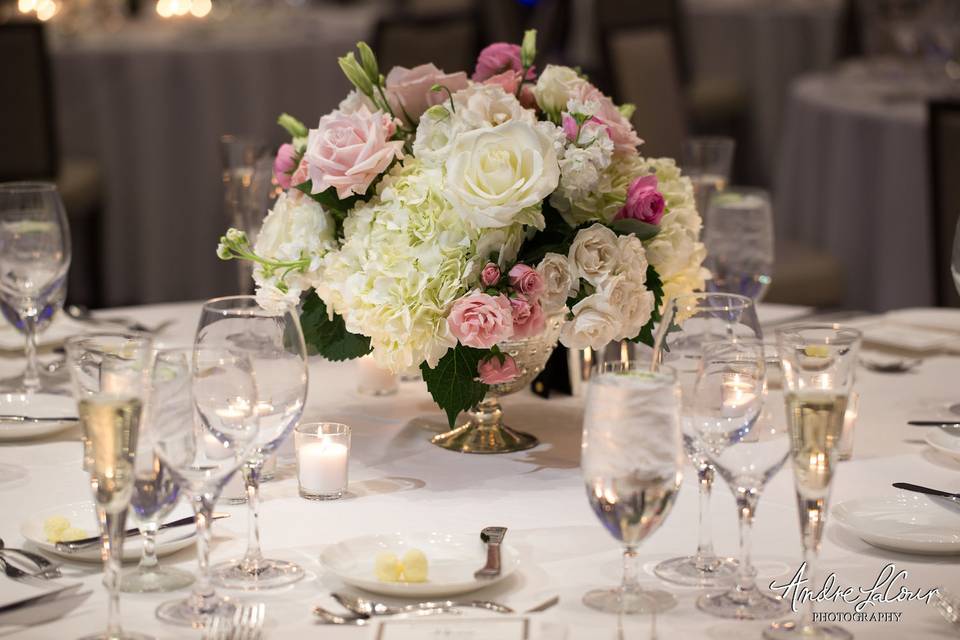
left=0, top=393, right=78, bottom=441
left=20, top=502, right=196, bottom=563
left=320, top=532, right=520, bottom=597
left=925, top=429, right=960, bottom=463
left=832, top=494, right=960, bottom=555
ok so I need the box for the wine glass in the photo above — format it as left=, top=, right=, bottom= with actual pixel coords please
left=682, top=136, right=735, bottom=217
left=199, top=295, right=308, bottom=590
left=765, top=325, right=862, bottom=640
left=704, top=188, right=775, bottom=301
left=65, top=333, right=154, bottom=640
left=691, top=339, right=789, bottom=620
left=652, top=292, right=761, bottom=587
left=0, top=182, right=71, bottom=392
left=581, top=362, right=683, bottom=614
left=221, top=136, right=274, bottom=295
left=151, top=346, right=259, bottom=627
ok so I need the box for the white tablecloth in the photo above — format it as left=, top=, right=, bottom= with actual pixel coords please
left=51, top=6, right=377, bottom=306
left=0, top=301, right=958, bottom=639
left=773, top=61, right=954, bottom=312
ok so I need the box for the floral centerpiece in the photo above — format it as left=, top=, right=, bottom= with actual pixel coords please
left=218, top=31, right=707, bottom=448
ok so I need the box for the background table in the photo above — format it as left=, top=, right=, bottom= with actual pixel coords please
left=0, top=301, right=958, bottom=638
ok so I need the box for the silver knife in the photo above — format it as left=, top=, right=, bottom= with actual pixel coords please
left=908, top=421, right=960, bottom=427
left=55, top=513, right=229, bottom=551
left=474, top=526, right=507, bottom=579
left=0, top=583, right=83, bottom=616
left=0, top=415, right=78, bottom=423
left=892, top=482, right=960, bottom=500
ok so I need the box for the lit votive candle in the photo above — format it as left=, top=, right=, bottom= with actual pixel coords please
left=295, top=423, right=351, bottom=500
left=356, top=355, right=398, bottom=396
left=838, top=392, right=859, bottom=461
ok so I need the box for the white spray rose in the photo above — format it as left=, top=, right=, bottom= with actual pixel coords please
left=536, top=252, right=576, bottom=313
left=413, top=105, right=465, bottom=168
left=534, top=65, right=588, bottom=116
left=600, top=273, right=654, bottom=340
left=453, top=83, right=534, bottom=130
left=617, top=234, right=649, bottom=282
left=559, top=293, right=619, bottom=350
left=338, top=90, right=377, bottom=115
left=568, top=223, right=621, bottom=287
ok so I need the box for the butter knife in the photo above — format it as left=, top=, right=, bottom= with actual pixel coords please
left=474, top=526, right=507, bottom=579
left=55, top=513, right=229, bottom=551
left=0, top=415, right=78, bottom=423
left=892, top=482, right=960, bottom=500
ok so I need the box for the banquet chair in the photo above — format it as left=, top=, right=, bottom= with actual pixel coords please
left=478, top=0, right=571, bottom=64
left=928, top=101, right=960, bottom=307
left=0, top=22, right=103, bottom=307
left=373, top=10, right=480, bottom=75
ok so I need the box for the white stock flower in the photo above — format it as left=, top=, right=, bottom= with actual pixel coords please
left=536, top=252, right=576, bottom=313
left=559, top=293, right=619, bottom=350
left=534, top=65, right=587, bottom=115
left=536, top=120, right=568, bottom=157
left=255, top=282, right=302, bottom=314
left=568, top=223, right=621, bottom=286
left=566, top=96, right=600, bottom=118
left=444, top=121, right=559, bottom=229
left=452, top=84, right=533, bottom=130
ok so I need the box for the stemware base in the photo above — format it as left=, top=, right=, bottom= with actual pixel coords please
left=78, top=632, right=154, bottom=640
left=698, top=586, right=788, bottom=620
left=211, top=558, right=304, bottom=590
left=654, top=554, right=738, bottom=587
left=120, top=566, right=195, bottom=593
left=583, top=587, right=677, bottom=614
left=155, top=594, right=235, bottom=627
left=763, top=620, right=854, bottom=640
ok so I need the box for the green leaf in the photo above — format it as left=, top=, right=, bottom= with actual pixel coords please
left=420, top=345, right=490, bottom=428
left=300, top=292, right=371, bottom=361
left=630, top=266, right=665, bottom=347
left=609, top=218, right=660, bottom=240
left=295, top=180, right=360, bottom=216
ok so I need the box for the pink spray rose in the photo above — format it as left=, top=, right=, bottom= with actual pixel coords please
left=478, top=354, right=521, bottom=385
left=290, top=157, right=309, bottom=188
left=509, top=296, right=546, bottom=338
left=614, top=175, right=665, bottom=225
left=304, top=106, right=404, bottom=199
left=385, top=64, right=468, bottom=125
left=483, top=70, right=522, bottom=96
left=447, top=291, right=514, bottom=349
left=508, top=264, right=545, bottom=303
left=480, top=263, right=501, bottom=287
left=571, top=83, right=643, bottom=155
left=472, top=43, right=536, bottom=82
left=273, top=143, right=297, bottom=190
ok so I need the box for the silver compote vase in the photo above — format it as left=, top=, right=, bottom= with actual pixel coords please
left=431, top=314, right=563, bottom=454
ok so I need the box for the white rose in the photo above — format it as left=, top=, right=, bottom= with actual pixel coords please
left=453, top=84, right=533, bottom=130
left=568, top=223, right=621, bottom=286
left=601, top=273, right=654, bottom=340
left=413, top=105, right=465, bottom=167
left=559, top=293, right=619, bottom=350
left=444, top=121, right=559, bottom=229
left=537, top=252, right=576, bottom=313
left=534, top=65, right=588, bottom=115
left=617, top=234, right=649, bottom=283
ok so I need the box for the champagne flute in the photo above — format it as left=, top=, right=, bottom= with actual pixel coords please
left=199, top=295, right=308, bottom=590
left=0, top=182, right=71, bottom=392
left=691, top=339, right=789, bottom=620
left=582, top=362, right=683, bottom=614
left=682, top=136, right=735, bottom=216
left=152, top=346, right=259, bottom=627
left=704, top=188, right=775, bottom=301
left=765, top=325, right=862, bottom=640
left=65, top=333, right=154, bottom=640
left=653, top=292, right=761, bottom=587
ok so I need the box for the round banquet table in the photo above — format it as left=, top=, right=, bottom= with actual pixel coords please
left=0, top=301, right=959, bottom=638
left=50, top=5, right=377, bottom=307
left=773, top=61, right=959, bottom=312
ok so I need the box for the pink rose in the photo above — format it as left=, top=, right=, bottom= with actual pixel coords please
left=385, top=64, right=468, bottom=126
left=483, top=70, right=522, bottom=96
left=304, top=106, right=404, bottom=199
left=614, top=175, right=665, bottom=226
left=472, top=43, right=536, bottom=82
left=447, top=291, right=513, bottom=349
left=273, top=143, right=297, bottom=190
left=478, top=354, right=520, bottom=385
left=572, top=83, right=643, bottom=155
left=508, top=264, right=545, bottom=303
left=481, top=263, right=501, bottom=287
left=510, top=296, right=546, bottom=338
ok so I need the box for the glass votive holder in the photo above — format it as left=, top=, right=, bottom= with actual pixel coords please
left=294, top=423, right=351, bottom=500
left=838, top=391, right=860, bottom=461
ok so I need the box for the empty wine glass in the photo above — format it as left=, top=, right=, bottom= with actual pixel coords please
left=691, top=339, right=789, bottom=620
left=653, top=292, right=761, bottom=588
left=582, top=362, right=683, bottom=614
left=152, top=346, right=259, bottom=627
left=765, top=325, right=862, bottom=640
left=199, top=296, right=308, bottom=590
left=704, top=188, right=774, bottom=301
left=682, top=137, right=735, bottom=217
left=65, top=333, right=154, bottom=640
left=0, top=182, right=71, bottom=392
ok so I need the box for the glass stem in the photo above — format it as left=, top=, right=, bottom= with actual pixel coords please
left=137, top=521, right=159, bottom=572
left=241, top=460, right=264, bottom=573
left=189, top=494, right=215, bottom=615
left=694, top=461, right=717, bottom=571
left=22, top=310, right=39, bottom=391
left=100, top=507, right=127, bottom=639
left=621, top=545, right=641, bottom=596
left=733, top=486, right=759, bottom=602
left=799, top=547, right=818, bottom=630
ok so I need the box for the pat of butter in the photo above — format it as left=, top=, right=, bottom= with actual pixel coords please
left=375, top=551, right=402, bottom=582
left=400, top=549, right=428, bottom=583
left=43, top=516, right=70, bottom=543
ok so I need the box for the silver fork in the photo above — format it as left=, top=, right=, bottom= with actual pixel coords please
left=204, top=603, right=265, bottom=640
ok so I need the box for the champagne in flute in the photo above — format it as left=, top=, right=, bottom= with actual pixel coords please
left=78, top=394, right=142, bottom=512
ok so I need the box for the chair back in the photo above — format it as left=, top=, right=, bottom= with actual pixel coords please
left=928, top=101, right=960, bottom=307
left=0, top=22, right=57, bottom=180
left=373, top=10, right=479, bottom=74
left=595, top=0, right=687, bottom=81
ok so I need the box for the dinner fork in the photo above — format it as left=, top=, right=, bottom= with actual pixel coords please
left=0, top=538, right=60, bottom=577
left=203, top=602, right=265, bottom=640
left=0, top=555, right=60, bottom=580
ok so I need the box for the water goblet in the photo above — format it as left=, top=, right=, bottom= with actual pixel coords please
left=704, top=188, right=775, bottom=301
left=198, top=296, right=308, bottom=590
left=581, top=362, right=683, bottom=614
left=682, top=136, right=735, bottom=216
left=65, top=333, right=154, bottom=640
left=765, top=325, right=862, bottom=640
left=652, top=293, right=761, bottom=588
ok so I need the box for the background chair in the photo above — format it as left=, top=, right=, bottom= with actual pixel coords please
left=0, top=22, right=103, bottom=307
left=373, top=9, right=480, bottom=74
left=928, top=100, right=960, bottom=307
